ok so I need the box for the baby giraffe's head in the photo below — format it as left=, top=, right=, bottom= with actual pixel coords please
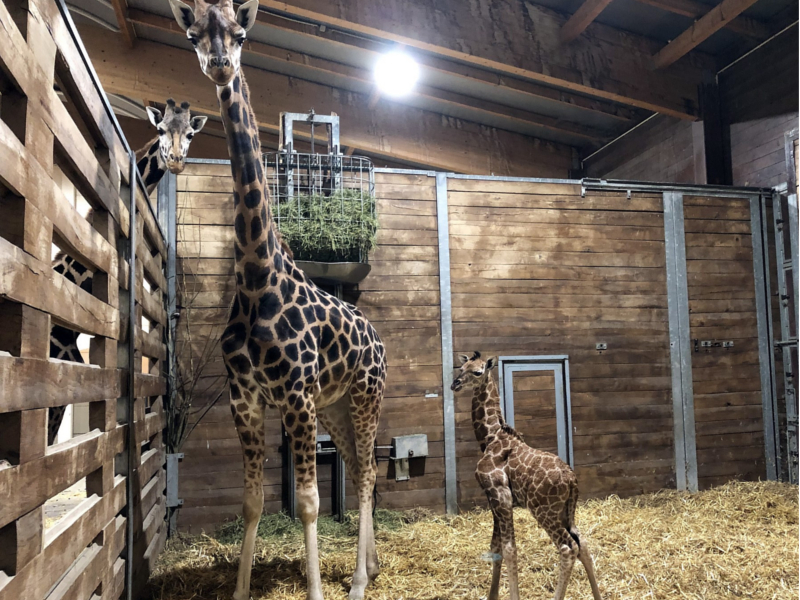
left=146, top=99, right=207, bottom=173
left=169, top=0, right=259, bottom=86
left=451, top=351, right=497, bottom=392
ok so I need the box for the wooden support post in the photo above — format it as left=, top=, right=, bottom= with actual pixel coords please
left=699, top=81, right=728, bottom=185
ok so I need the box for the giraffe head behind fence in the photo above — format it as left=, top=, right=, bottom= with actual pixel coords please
left=145, top=98, right=207, bottom=175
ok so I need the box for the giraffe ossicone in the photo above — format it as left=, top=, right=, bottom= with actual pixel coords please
left=452, top=352, right=603, bottom=600
left=168, top=2, right=387, bottom=600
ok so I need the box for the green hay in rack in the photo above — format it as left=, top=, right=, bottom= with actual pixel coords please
left=273, top=189, right=378, bottom=263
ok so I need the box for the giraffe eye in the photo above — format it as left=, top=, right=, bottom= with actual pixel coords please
left=473, top=371, right=482, bottom=376
left=235, top=35, right=245, bottom=46
left=188, top=35, right=198, bottom=46
left=186, top=133, right=194, bottom=140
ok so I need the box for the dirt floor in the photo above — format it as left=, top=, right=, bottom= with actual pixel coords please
left=145, top=481, right=798, bottom=600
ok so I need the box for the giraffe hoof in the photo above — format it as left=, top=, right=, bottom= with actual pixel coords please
left=348, top=584, right=366, bottom=600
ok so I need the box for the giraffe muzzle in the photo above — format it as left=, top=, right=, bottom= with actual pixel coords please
left=451, top=379, right=463, bottom=392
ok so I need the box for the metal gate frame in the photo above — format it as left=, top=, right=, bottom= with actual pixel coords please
left=497, top=356, right=574, bottom=468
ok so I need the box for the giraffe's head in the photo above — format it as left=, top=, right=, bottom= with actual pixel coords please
left=451, top=351, right=497, bottom=392
left=169, top=0, right=259, bottom=86
left=146, top=99, right=207, bottom=173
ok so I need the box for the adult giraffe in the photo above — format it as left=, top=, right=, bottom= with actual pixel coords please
left=48, top=99, right=206, bottom=444
left=167, top=1, right=386, bottom=599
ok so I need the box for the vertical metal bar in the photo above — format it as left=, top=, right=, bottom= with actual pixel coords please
left=126, top=153, right=138, bottom=600
left=563, top=359, right=574, bottom=469
left=664, top=191, right=697, bottom=492
left=333, top=283, right=346, bottom=522
left=436, top=172, right=457, bottom=515
left=163, top=172, right=179, bottom=533
left=552, top=364, right=567, bottom=464
left=751, top=194, right=779, bottom=480
left=772, top=190, right=798, bottom=483
left=502, top=366, right=515, bottom=428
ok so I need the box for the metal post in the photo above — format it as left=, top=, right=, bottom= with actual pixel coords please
left=750, top=194, right=780, bottom=480
left=435, top=172, right=457, bottom=515
left=663, top=191, right=698, bottom=492
left=125, top=153, right=138, bottom=600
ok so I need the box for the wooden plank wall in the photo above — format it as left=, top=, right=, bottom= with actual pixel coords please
left=0, top=0, right=168, bottom=597
left=447, top=179, right=677, bottom=505
left=175, top=166, right=445, bottom=533
left=684, top=196, right=766, bottom=488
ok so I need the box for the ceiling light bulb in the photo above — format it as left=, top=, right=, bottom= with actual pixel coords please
left=374, top=51, right=419, bottom=98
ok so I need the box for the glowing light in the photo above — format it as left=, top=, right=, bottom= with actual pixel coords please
left=374, top=51, right=420, bottom=98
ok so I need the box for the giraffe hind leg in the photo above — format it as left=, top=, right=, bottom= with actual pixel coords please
left=346, top=385, right=383, bottom=599
left=573, top=528, right=602, bottom=600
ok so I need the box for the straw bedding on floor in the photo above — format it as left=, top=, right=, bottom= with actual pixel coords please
left=145, top=481, right=798, bottom=600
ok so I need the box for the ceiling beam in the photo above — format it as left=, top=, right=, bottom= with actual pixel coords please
left=251, top=9, right=641, bottom=124
left=635, top=0, right=771, bottom=40
left=128, top=10, right=611, bottom=145
left=77, top=24, right=575, bottom=176
left=560, top=0, right=615, bottom=43
left=255, top=0, right=710, bottom=119
left=108, top=0, right=136, bottom=47
left=652, top=0, right=763, bottom=69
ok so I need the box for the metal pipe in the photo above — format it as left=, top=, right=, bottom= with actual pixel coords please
left=126, top=152, right=138, bottom=600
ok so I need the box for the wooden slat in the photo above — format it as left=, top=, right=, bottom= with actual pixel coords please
left=0, top=237, right=118, bottom=338
left=635, top=0, right=770, bottom=39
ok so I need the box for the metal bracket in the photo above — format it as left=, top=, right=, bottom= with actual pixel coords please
left=694, top=339, right=734, bottom=352
left=391, top=434, right=428, bottom=481
left=166, top=453, right=184, bottom=508
left=595, top=342, right=608, bottom=351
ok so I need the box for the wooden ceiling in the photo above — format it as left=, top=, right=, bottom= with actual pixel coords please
left=69, top=0, right=795, bottom=174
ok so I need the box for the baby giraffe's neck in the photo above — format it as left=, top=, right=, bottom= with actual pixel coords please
left=472, top=373, right=505, bottom=446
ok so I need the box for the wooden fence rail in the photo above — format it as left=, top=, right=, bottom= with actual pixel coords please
left=0, top=0, right=169, bottom=597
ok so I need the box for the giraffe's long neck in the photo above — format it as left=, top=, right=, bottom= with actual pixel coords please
left=217, top=73, right=285, bottom=286
left=472, top=373, right=505, bottom=445
left=135, top=136, right=166, bottom=196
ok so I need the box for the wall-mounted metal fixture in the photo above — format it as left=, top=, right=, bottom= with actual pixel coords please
left=166, top=453, right=184, bottom=509
left=694, top=339, right=734, bottom=352
left=391, top=434, right=429, bottom=481
left=595, top=342, right=607, bottom=351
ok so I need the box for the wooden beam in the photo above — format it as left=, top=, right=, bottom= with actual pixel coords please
left=127, top=10, right=610, bottom=145
left=560, top=0, right=615, bottom=43
left=108, top=0, right=136, bottom=48
left=652, top=0, right=762, bottom=69
left=78, top=24, right=575, bottom=176
left=635, top=0, right=770, bottom=40
left=255, top=0, right=710, bottom=119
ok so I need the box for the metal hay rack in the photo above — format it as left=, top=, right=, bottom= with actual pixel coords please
left=264, top=111, right=376, bottom=278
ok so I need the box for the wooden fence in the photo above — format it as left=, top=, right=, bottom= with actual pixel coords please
left=173, top=162, right=778, bottom=533
left=0, top=0, right=169, bottom=597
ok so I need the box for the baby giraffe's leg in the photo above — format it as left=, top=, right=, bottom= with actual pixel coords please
left=490, top=486, right=518, bottom=600
left=552, top=540, right=578, bottom=600
left=574, top=530, right=602, bottom=600
left=487, top=512, right=503, bottom=600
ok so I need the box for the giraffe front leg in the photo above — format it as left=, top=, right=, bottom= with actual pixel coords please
left=232, top=384, right=266, bottom=600
left=285, top=398, right=325, bottom=600
left=487, top=512, right=503, bottom=600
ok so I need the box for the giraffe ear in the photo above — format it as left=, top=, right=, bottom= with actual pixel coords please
left=145, top=106, right=163, bottom=128
left=486, top=357, right=497, bottom=370
left=236, top=0, right=259, bottom=31
left=190, top=115, right=207, bottom=133
left=458, top=354, right=470, bottom=365
left=169, top=0, right=195, bottom=31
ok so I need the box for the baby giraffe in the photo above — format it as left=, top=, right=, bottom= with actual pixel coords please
left=451, top=352, right=602, bottom=600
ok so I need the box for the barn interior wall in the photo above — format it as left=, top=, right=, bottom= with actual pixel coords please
left=583, top=116, right=704, bottom=183
left=720, top=24, right=799, bottom=189
left=175, top=163, right=772, bottom=531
